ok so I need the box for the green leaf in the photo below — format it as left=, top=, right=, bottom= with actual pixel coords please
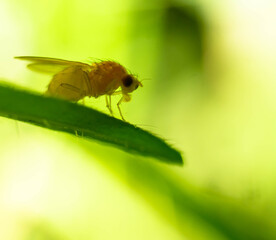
left=0, top=84, right=183, bottom=165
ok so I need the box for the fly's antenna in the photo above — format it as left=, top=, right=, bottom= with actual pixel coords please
left=140, top=78, right=152, bottom=83
left=139, top=78, right=152, bottom=87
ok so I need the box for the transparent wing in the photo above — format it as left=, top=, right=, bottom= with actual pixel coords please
left=15, top=56, right=91, bottom=74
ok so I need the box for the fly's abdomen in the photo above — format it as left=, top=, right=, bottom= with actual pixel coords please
left=46, top=66, right=90, bottom=101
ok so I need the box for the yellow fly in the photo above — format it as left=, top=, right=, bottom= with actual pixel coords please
left=15, top=56, right=142, bottom=121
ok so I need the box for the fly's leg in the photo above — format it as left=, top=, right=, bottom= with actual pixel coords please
left=109, top=95, right=112, bottom=114
left=105, top=95, right=113, bottom=116
left=117, top=97, right=126, bottom=121
left=112, top=90, right=122, bottom=95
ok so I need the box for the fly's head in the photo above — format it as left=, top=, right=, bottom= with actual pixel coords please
left=121, top=74, right=143, bottom=97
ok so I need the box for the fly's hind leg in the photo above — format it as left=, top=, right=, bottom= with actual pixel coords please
left=105, top=95, right=113, bottom=116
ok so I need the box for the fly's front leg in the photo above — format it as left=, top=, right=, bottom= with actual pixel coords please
left=112, top=90, right=122, bottom=95
left=105, top=95, right=113, bottom=116
left=117, top=96, right=126, bottom=121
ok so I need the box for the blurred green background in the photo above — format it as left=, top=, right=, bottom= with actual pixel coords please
left=1, top=0, right=276, bottom=239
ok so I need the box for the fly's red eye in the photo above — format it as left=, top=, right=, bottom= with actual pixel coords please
left=122, top=75, right=133, bottom=87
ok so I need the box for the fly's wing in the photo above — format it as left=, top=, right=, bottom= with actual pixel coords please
left=15, top=56, right=91, bottom=75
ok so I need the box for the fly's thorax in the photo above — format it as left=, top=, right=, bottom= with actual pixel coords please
left=88, top=61, right=127, bottom=97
